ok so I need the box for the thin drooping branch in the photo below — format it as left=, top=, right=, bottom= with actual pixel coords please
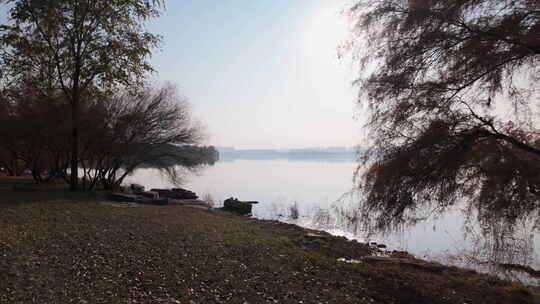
left=347, top=0, right=540, bottom=230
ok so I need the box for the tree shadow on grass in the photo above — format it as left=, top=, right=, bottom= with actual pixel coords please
left=0, top=176, right=101, bottom=206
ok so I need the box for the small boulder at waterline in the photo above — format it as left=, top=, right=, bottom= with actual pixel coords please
left=130, top=183, right=145, bottom=192
left=172, top=188, right=198, bottom=199
left=151, top=188, right=198, bottom=200
left=222, top=197, right=257, bottom=215
left=140, top=191, right=159, bottom=199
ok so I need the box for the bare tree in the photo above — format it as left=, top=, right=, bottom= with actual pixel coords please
left=347, top=0, right=540, bottom=231
left=80, top=83, right=203, bottom=190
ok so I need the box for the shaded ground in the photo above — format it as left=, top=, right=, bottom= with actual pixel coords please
left=0, top=182, right=539, bottom=303
left=0, top=176, right=99, bottom=205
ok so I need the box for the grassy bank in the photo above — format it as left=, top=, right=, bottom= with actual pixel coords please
left=0, top=186, right=539, bottom=303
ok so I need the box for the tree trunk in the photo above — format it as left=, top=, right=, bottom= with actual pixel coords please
left=70, top=95, right=79, bottom=190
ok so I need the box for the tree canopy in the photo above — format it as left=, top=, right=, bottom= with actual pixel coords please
left=348, top=0, right=540, bottom=230
left=0, top=0, right=163, bottom=189
left=0, top=0, right=162, bottom=90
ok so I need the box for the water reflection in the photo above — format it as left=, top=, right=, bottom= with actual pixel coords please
left=310, top=196, right=540, bottom=285
left=441, top=214, right=539, bottom=285
left=279, top=191, right=540, bottom=285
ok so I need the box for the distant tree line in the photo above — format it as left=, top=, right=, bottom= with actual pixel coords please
left=143, top=145, right=219, bottom=169
left=0, top=0, right=216, bottom=190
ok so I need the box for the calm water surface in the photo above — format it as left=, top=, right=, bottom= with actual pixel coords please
left=125, top=158, right=540, bottom=285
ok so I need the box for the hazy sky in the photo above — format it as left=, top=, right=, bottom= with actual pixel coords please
left=148, top=0, right=361, bottom=149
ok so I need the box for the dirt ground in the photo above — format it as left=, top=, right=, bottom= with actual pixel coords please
left=0, top=181, right=538, bottom=303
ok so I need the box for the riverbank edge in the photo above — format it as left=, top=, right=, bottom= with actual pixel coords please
left=1, top=195, right=539, bottom=303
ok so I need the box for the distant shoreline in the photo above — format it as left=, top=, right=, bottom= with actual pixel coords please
left=217, top=147, right=363, bottom=162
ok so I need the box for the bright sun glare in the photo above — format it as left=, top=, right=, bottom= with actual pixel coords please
left=304, top=2, right=350, bottom=65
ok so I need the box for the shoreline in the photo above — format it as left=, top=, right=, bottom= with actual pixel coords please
left=1, top=189, right=539, bottom=303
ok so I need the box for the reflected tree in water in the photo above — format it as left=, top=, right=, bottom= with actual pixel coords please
left=444, top=211, right=538, bottom=284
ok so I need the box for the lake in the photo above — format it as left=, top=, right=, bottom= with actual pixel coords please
left=124, top=157, right=540, bottom=285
